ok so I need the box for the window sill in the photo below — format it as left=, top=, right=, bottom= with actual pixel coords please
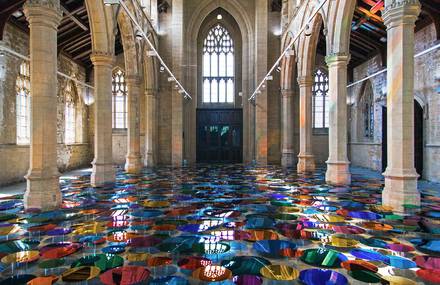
left=112, top=129, right=128, bottom=135
left=312, top=128, right=329, bottom=136
left=64, top=143, right=89, bottom=146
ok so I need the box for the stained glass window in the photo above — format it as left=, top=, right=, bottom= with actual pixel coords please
left=203, top=24, right=234, bottom=103
left=112, top=68, right=128, bottom=129
left=65, top=81, right=76, bottom=144
left=16, top=62, right=31, bottom=145
left=312, top=68, right=329, bottom=129
left=361, top=82, right=374, bottom=138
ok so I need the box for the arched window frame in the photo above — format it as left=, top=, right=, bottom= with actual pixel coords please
left=202, top=23, right=235, bottom=104
left=312, top=67, right=329, bottom=132
left=64, top=80, right=77, bottom=144
left=16, top=61, right=31, bottom=145
left=112, top=68, right=128, bottom=129
left=360, top=82, right=374, bottom=139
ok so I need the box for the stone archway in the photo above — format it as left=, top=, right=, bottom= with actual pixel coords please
left=185, top=0, right=255, bottom=164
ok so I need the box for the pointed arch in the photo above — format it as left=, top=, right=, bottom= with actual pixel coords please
left=326, top=0, right=356, bottom=55
left=84, top=0, right=115, bottom=55
left=185, top=0, right=255, bottom=163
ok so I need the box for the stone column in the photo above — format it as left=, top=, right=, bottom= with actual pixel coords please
left=91, top=53, right=115, bottom=186
left=255, top=0, right=269, bottom=164
left=144, top=89, right=156, bottom=167
left=382, top=0, right=421, bottom=211
left=171, top=0, right=183, bottom=167
left=297, top=76, right=315, bottom=172
left=281, top=89, right=295, bottom=167
left=325, top=53, right=351, bottom=185
left=125, top=75, right=142, bottom=173
left=23, top=0, right=62, bottom=210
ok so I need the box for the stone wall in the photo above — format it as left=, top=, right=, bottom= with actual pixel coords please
left=347, top=23, right=440, bottom=182
left=0, top=23, right=93, bottom=186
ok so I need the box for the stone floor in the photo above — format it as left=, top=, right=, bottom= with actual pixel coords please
left=0, top=164, right=438, bottom=284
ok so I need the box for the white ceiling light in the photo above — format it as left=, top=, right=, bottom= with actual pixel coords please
left=217, top=14, right=223, bottom=20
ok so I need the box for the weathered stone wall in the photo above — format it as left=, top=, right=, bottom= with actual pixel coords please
left=0, top=23, right=93, bottom=186
left=348, top=23, right=440, bottom=182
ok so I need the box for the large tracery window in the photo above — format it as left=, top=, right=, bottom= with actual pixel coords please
left=203, top=24, right=235, bottom=104
left=112, top=68, right=128, bottom=129
left=312, top=68, right=329, bottom=130
left=65, top=81, right=77, bottom=144
left=16, top=62, right=31, bottom=145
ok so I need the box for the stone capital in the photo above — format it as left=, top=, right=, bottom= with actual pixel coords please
left=383, top=0, right=421, bottom=28
left=145, top=88, right=157, bottom=97
left=280, top=88, right=295, bottom=97
left=24, top=0, right=62, bottom=28
left=125, top=75, right=142, bottom=85
left=325, top=52, right=350, bottom=66
left=90, top=52, right=114, bottom=66
left=297, top=75, right=314, bottom=87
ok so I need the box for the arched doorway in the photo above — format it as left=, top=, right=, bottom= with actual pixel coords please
left=195, top=8, right=243, bottom=163
left=382, top=100, right=424, bottom=178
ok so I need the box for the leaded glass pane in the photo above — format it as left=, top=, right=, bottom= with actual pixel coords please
left=202, top=24, right=235, bottom=104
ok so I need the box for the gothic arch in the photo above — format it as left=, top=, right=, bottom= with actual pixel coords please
left=117, top=7, right=139, bottom=78
left=84, top=0, right=115, bottom=55
left=184, top=0, right=255, bottom=164
left=297, top=13, right=324, bottom=78
left=326, top=0, right=356, bottom=55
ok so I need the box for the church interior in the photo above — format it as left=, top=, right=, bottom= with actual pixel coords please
left=0, top=0, right=439, bottom=284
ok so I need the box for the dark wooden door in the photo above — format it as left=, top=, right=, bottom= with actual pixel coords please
left=414, top=100, right=423, bottom=178
left=196, top=109, right=243, bottom=163
left=382, top=106, right=387, bottom=173
left=382, top=101, right=423, bottom=178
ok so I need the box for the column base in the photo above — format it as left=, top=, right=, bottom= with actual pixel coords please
left=281, top=151, right=296, bottom=167
left=125, top=155, right=143, bottom=174
left=91, top=162, right=116, bottom=187
left=326, top=160, right=351, bottom=185
left=24, top=171, right=61, bottom=211
left=382, top=169, right=420, bottom=213
left=297, top=154, right=315, bottom=173
left=144, top=152, right=154, bottom=168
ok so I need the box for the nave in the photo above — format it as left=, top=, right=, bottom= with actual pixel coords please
left=0, top=165, right=438, bottom=284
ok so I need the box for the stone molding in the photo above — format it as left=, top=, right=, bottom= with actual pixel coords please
left=24, top=0, right=60, bottom=10
left=280, top=89, right=295, bottom=97
left=24, top=0, right=62, bottom=28
left=90, top=52, right=114, bottom=66
left=297, top=76, right=314, bottom=87
left=325, top=52, right=350, bottom=65
left=125, top=75, right=142, bottom=85
left=383, top=0, right=420, bottom=27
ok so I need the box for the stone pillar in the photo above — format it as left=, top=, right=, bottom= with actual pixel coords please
left=382, top=0, right=421, bottom=211
left=325, top=53, right=351, bottom=185
left=255, top=0, right=269, bottom=165
left=281, top=89, right=295, bottom=167
left=23, top=0, right=62, bottom=210
left=171, top=0, right=183, bottom=167
left=125, top=75, right=142, bottom=173
left=297, top=76, right=315, bottom=172
left=144, top=89, right=156, bottom=167
left=91, top=53, right=115, bottom=186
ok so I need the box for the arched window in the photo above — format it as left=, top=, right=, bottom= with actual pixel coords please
left=312, top=68, right=329, bottom=129
left=112, top=68, right=128, bottom=129
left=65, top=81, right=77, bottom=144
left=361, top=82, right=374, bottom=138
left=16, top=62, right=31, bottom=145
left=203, top=24, right=234, bottom=104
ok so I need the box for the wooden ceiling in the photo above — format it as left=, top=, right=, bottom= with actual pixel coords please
left=317, top=0, right=440, bottom=69
left=1, top=0, right=438, bottom=72
left=0, top=0, right=123, bottom=71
